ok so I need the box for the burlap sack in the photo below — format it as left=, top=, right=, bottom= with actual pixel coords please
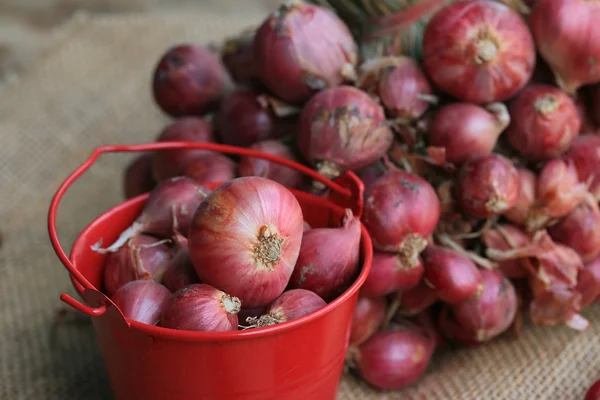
left=1, top=10, right=599, bottom=400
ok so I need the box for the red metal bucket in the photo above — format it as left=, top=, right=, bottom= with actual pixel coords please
left=48, top=142, right=373, bottom=400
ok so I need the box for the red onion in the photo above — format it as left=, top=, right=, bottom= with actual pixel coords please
left=111, top=280, right=171, bottom=325
left=482, top=224, right=531, bottom=279
left=296, top=86, right=393, bottom=179
left=103, top=235, right=172, bottom=297
left=288, top=209, right=361, bottom=301
left=362, top=169, right=440, bottom=266
left=162, top=234, right=199, bottom=293
left=247, top=289, right=326, bottom=327
left=455, top=154, right=519, bottom=218
left=160, top=284, right=240, bottom=332
left=221, top=29, right=257, bottom=83
left=586, top=379, right=600, bottom=400
left=506, top=84, right=580, bottom=160
left=530, top=0, right=600, bottom=94
left=504, top=168, right=536, bottom=226
left=95, top=177, right=211, bottom=253
left=353, top=326, right=435, bottom=390
left=396, top=280, right=438, bottom=316
left=180, top=153, right=236, bottom=184
left=349, top=296, right=386, bottom=347
left=576, top=255, right=600, bottom=309
left=438, top=305, right=481, bottom=346
left=574, top=89, right=597, bottom=133
left=564, top=134, right=600, bottom=199
left=216, top=88, right=280, bottom=147
left=189, top=177, right=304, bottom=308
left=527, top=159, right=589, bottom=231
left=422, top=245, right=484, bottom=304
left=151, top=118, right=215, bottom=182
left=428, top=102, right=510, bottom=165
left=549, top=196, right=600, bottom=263
left=152, top=44, right=232, bottom=117
left=361, top=252, right=423, bottom=298
left=303, top=221, right=311, bottom=231
left=356, top=161, right=386, bottom=192
left=238, top=140, right=304, bottom=188
left=422, top=0, right=535, bottom=104
left=450, top=269, right=518, bottom=342
left=358, top=56, right=434, bottom=120
left=253, top=2, right=358, bottom=104
left=123, top=153, right=155, bottom=199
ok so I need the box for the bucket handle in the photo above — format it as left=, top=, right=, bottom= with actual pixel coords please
left=49, top=142, right=364, bottom=316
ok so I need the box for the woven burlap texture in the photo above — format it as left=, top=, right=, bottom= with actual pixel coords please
left=1, top=10, right=599, bottom=400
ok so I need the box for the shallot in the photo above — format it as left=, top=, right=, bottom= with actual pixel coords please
left=296, top=86, right=393, bottom=180
left=428, top=102, right=510, bottom=165
left=247, top=289, right=326, bottom=327
left=564, top=134, right=600, bottom=199
left=482, top=225, right=530, bottom=279
left=455, top=154, right=519, bottom=218
left=152, top=44, right=232, bottom=117
left=111, top=280, right=171, bottom=325
left=180, top=153, right=236, bottom=184
left=288, top=209, right=361, bottom=301
left=349, top=296, right=386, bottom=347
left=506, top=84, right=580, bottom=160
left=188, top=177, right=304, bottom=308
left=530, top=0, right=600, bottom=94
left=238, top=140, right=304, bottom=188
left=576, top=255, right=600, bottom=309
left=160, top=284, right=241, bottom=332
left=362, top=168, right=440, bottom=266
left=504, top=168, right=536, bottom=227
left=422, top=0, right=535, bottom=104
left=221, top=29, right=257, bottom=83
left=395, top=280, right=438, bottom=317
left=361, top=252, right=423, bottom=298
left=123, top=154, right=155, bottom=199
left=162, top=234, right=199, bottom=293
left=253, top=2, right=358, bottom=104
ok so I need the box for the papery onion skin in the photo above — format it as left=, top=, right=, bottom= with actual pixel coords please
left=152, top=44, right=232, bottom=117
left=455, top=154, right=519, bottom=218
left=217, top=88, right=279, bottom=148
left=251, top=289, right=326, bottom=327
left=428, top=102, right=510, bottom=165
left=564, top=134, right=600, bottom=199
left=237, top=306, right=267, bottom=329
left=124, top=154, right=156, bottom=199
left=296, top=86, right=393, bottom=179
left=506, top=84, right=580, bottom=160
left=152, top=118, right=216, bottom=182
left=180, top=153, right=237, bottom=184
left=361, top=252, right=424, bottom=298
left=111, top=280, right=171, bottom=325
left=362, top=169, right=440, bottom=266
left=103, top=235, right=172, bottom=297
left=288, top=209, right=361, bottom=301
left=188, top=177, right=304, bottom=308
left=160, top=284, right=240, bottom=332
left=576, top=255, right=600, bottom=309
left=422, top=0, right=535, bottom=104
left=253, top=3, right=358, bottom=104
left=504, top=168, right=536, bottom=226
left=238, top=140, right=304, bottom=188
left=530, top=0, right=600, bottom=94
left=349, top=296, right=386, bottom=347
left=482, top=225, right=530, bottom=279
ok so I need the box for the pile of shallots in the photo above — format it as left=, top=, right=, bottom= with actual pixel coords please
left=113, top=0, right=600, bottom=393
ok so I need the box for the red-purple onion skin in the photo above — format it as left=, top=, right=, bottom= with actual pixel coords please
left=361, top=252, right=424, bottom=298
left=506, top=84, right=580, bottom=160
left=362, top=169, right=440, bottom=263
left=585, top=379, right=600, bottom=400
left=163, top=235, right=200, bottom=293
left=103, top=235, right=172, bottom=297
left=152, top=44, right=232, bottom=117
left=124, top=153, right=156, bottom=200
left=530, top=0, right=600, bottom=94
left=189, top=177, right=304, bottom=308
left=111, top=280, right=171, bottom=325
left=355, top=327, right=435, bottom=390
left=350, top=296, right=386, bottom=347
left=438, top=306, right=481, bottom=346
left=422, top=0, right=535, bottom=104
left=356, top=162, right=386, bottom=193
left=296, top=86, right=393, bottom=178
left=253, top=3, right=358, bottom=104
left=576, top=255, right=600, bottom=309
left=288, top=210, right=361, bottom=301
left=456, top=154, right=520, bottom=218
left=422, top=245, right=484, bottom=305
left=450, top=269, right=518, bottom=342
left=180, top=153, right=237, bottom=184
left=428, top=102, right=508, bottom=165
left=257, top=289, right=327, bottom=326
left=504, top=168, right=536, bottom=226
left=482, top=225, right=531, bottom=279
left=303, top=221, right=311, bottom=231
left=160, top=284, right=240, bottom=332
left=548, top=199, right=600, bottom=263
left=217, top=88, right=279, bottom=148
left=238, top=140, right=304, bottom=188
left=564, top=134, right=600, bottom=199
left=221, top=30, right=257, bottom=83
left=152, top=118, right=215, bottom=182
left=397, top=281, right=439, bottom=316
